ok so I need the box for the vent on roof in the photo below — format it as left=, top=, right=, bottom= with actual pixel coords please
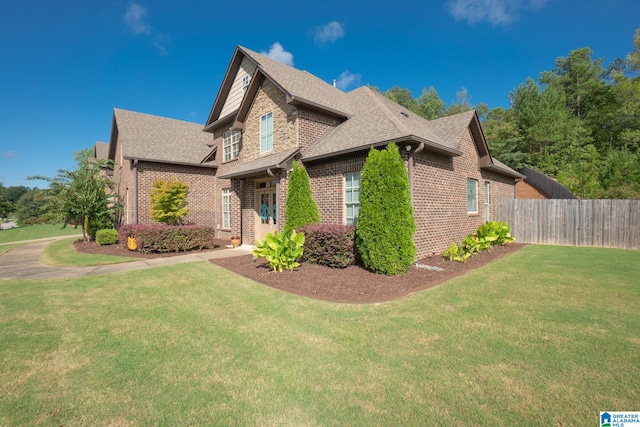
left=400, top=111, right=409, bottom=118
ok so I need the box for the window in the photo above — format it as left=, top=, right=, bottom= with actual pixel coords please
left=223, top=130, right=240, bottom=161
left=345, top=172, right=361, bottom=225
left=222, top=189, right=231, bottom=229
left=467, top=178, right=478, bottom=214
left=260, top=112, right=273, bottom=153
left=242, top=75, right=250, bottom=92
left=484, top=181, right=490, bottom=222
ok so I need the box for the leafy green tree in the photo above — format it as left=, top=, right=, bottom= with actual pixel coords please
left=15, top=189, right=48, bottom=226
left=29, top=148, right=115, bottom=241
left=599, top=149, right=640, bottom=199
left=150, top=179, right=189, bottom=225
left=356, top=143, right=416, bottom=275
left=384, top=86, right=419, bottom=113
left=483, top=107, right=527, bottom=169
left=540, top=47, right=608, bottom=119
left=417, top=86, right=446, bottom=119
left=444, top=87, right=473, bottom=116
left=283, top=161, right=320, bottom=235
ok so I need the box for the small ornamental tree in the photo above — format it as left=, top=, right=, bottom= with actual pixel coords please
left=150, top=179, right=189, bottom=225
left=356, top=143, right=416, bottom=275
left=283, top=161, right=320, bottom=235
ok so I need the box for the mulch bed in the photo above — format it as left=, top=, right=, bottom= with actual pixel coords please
left=74, top=239, right=526, bottom=304
left=73, top=239, right=230, bottom=259
left=210, top=243, right=526, bottom=304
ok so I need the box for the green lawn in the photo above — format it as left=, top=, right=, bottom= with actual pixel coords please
left=0, top=223, right=81, bottom=244
left=0, top=245, right=638, bottom=426
left=42, top=237, right=136, bottom=267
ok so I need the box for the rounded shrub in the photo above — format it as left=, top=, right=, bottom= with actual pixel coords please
left=95, top=228, right=119, bottom=246
left=356, top=143, right=416, bottom=275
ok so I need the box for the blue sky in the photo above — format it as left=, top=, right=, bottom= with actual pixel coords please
left=1, top=0, right=638, bottom=188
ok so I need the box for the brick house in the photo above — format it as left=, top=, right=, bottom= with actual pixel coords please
left=107, top=45, right=522, bottom=258
left=203, top=46, right=523, bottom=258
left=107, top=108, right=217, bottom=227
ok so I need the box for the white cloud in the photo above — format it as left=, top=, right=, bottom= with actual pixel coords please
left=124, top=3, right=150, bottom=34
left=313, top=21, right=345, bottom=46
left=154, top=34, right=170, bottom=56
left=335, top=70, right=361, bottom=90
left=1, top=150, right=17, bottom=159
left=447, top=0, right=548, bottom=26
left=261, top=42, right=294, bottom=66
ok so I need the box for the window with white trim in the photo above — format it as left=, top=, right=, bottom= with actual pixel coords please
left=260, top=112, right=273, bottom=153
left=345, top=171, right=361, bottom=225
left=242, top=75, right=250, bottom=92
left=222, top=189, right=231, bottom=229
left=223, top=129, right=240, bottom=161
left=484, top=181, right=490, bottom=222
left=467, top=178, right=478, bottom=214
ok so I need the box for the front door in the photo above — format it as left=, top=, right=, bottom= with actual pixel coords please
left=255, top=187, right=277, bottom=242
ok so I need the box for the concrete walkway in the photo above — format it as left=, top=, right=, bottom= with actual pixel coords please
left=0, top=236, right=254, bottom=280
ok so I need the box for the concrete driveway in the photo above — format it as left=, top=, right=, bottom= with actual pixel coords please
left=0, top=236, right=253, bottom=280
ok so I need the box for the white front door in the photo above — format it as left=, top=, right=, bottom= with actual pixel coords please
left=255, top=188, right=277, bottom=242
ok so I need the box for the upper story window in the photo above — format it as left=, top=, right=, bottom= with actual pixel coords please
left=345, top=171, right=361, bottom=225
left=260, top=111, right=273, bottom=153
left=223, top=129, right=240, bottom=162
left=242, top=75, right=251, bottom=92
left=467, top=178, right=478, bottom=214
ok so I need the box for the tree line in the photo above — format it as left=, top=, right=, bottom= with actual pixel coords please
left=379, top=28, right=640, bottom=199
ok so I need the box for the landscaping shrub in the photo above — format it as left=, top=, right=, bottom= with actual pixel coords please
left=95, top=228, right=118, bottom=246
left=117, top=224, right=216, bottom=253
left=283, top=161, right=320, bottom=236
left=300, top=223, right=356, bottom=268
left=356, top=144, right=416, bottom=275
left=253, top=230, right=305, bottom=272
left=443, top=221, right=515, bottom=262
left=150, top=179, right=189, bottom=225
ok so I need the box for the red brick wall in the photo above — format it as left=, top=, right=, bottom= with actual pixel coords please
left=298, top=109, right=340, bottom=153
left=136, top=162, right=217, bottom=226
left=305, top=130, right=517, bottom=259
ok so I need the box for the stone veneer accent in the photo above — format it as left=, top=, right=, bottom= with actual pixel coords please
left=242, top=79, right=297, bottom=162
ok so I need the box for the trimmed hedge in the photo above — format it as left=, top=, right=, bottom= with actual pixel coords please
left=117, top=224, right=216, bottom=254
left=299, top=224, right=356, bottom=268
left=96, top=228, right=118, bottom=246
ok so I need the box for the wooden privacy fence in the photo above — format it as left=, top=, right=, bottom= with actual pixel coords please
left=494, top=199, right=640, bottom=249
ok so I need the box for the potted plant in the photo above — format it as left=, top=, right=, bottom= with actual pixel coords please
left=230, top=236, right=241, bottom=248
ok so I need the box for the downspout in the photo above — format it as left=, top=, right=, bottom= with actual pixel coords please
left=132, top=159, right=139, bottom=224
left=408, top=142, right=425, bottom=201
left=240, top=178, right=245, bottom=244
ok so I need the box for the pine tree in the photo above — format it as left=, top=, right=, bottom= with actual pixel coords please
left=283, top=161, right=320, bottom=235
left=356, top=143, right=416, bottom=275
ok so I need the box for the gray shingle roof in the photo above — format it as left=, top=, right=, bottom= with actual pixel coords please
left=94, top=141, right=109, bottom=160
left=114, top=109, right=216, bottom=167
left=302, top=87, right=462, bottom=161
left=424, top=110, right=477, bottom=149
left=238, top=47, right=353, bottom=118
left=218, top=148, right=299, bottom=179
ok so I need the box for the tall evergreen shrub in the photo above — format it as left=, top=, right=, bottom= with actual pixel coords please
left=356, top=143, right=416, bottom=275
left=283, top=161, right=320, bottom=235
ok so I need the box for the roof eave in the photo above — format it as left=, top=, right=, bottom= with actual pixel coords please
left=302, top=136, right=462, bottom=163
left=287, top=96, right=351, bottom=120
left=481, top=164, right=525, bottom=179
left=203, top=112, right=235, bottom=133
left=124, top=155, right=218, bottom=169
